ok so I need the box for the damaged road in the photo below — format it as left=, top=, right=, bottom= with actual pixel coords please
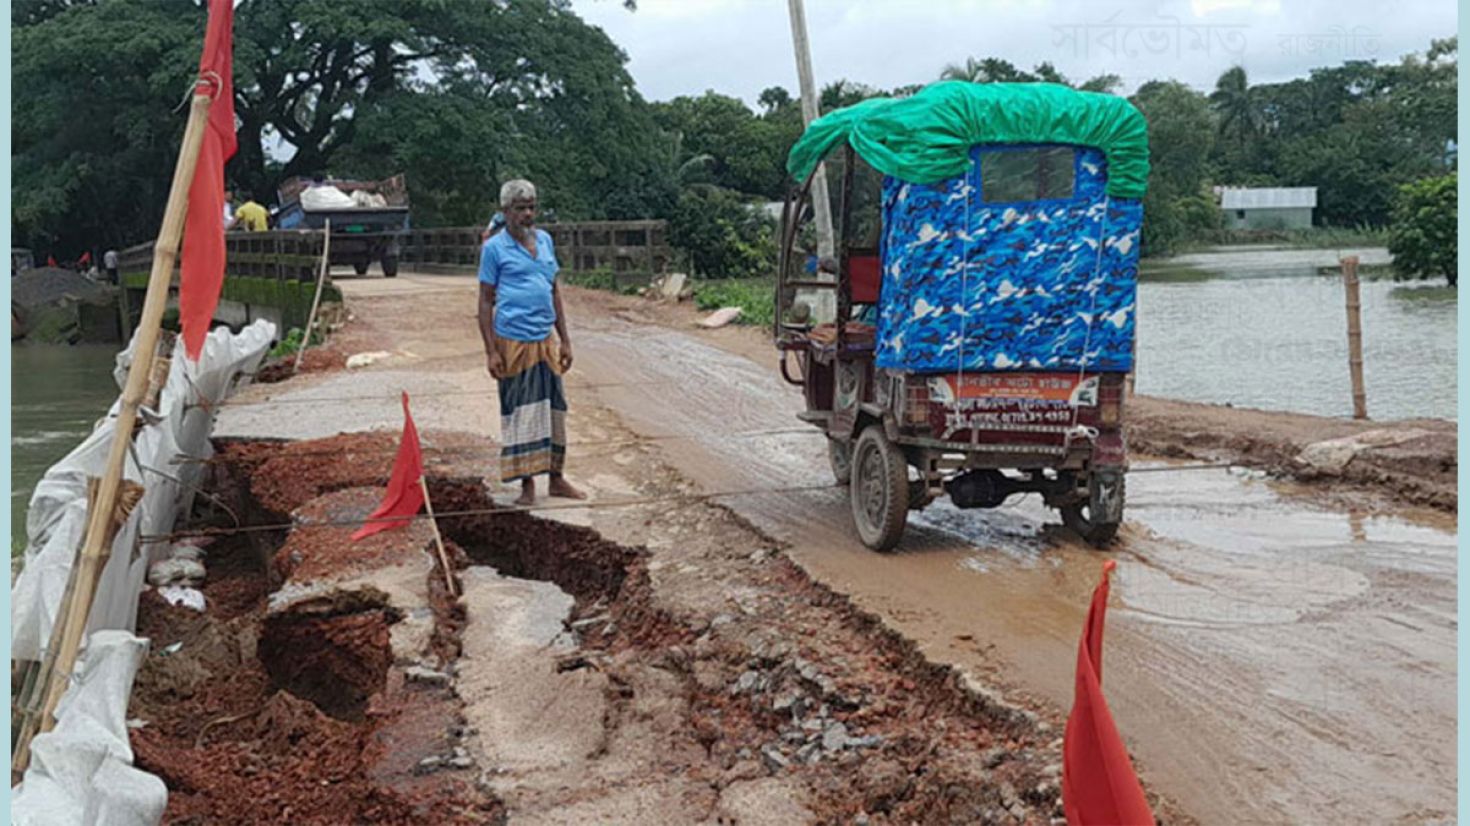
left=190, top=272, right=1454, bottom=826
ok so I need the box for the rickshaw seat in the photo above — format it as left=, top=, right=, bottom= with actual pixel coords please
left=849, top=253, right=881, bottom=304
left=807, top=321, right=876, bottom=350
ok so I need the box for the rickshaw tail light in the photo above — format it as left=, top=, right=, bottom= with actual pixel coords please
left=1098, top=375, right=1124, bottom=426
left=904, top=379, right=930, bottom=425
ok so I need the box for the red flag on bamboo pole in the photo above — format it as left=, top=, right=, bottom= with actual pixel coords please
left=179, top=0, right=237, bottom=360
left=352, top=392, right=425, bottom=540
left=1062, top=560, right=1154, bottom=826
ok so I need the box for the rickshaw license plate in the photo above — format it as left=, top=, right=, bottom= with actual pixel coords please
left=928, top=373, right=1098, bottom=406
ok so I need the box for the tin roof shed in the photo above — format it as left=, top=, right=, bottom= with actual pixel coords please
left=1219, top=187, right=1318, bottom=209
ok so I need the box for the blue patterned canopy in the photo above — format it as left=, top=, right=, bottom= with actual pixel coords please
left=875, top=145, right=1140, bottom=374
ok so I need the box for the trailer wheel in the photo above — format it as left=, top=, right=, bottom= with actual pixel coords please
left=381, top=253, right=399, bottom=278
left=828, top=437, right=852, bottom=485
left=1061, top=471, right=1124, bottom=547
left=850, top=425, right=909, bottom=551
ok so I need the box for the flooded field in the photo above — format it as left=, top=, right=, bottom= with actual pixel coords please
left=1137, top=247, right=1456, bottom=421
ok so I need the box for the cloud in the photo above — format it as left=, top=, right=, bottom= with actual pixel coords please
left=572, top=0, right=1453, bottom=106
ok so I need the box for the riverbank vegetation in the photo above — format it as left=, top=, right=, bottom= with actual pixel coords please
left=12, top=2, right=1455, bottom=283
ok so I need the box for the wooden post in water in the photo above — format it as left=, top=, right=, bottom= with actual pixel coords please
left=1341, top=256, right=1368, bottom=419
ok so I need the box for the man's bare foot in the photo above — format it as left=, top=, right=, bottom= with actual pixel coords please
left=547, top=475, right=587, bottom=500
left=515, top=481, right=536, bottom=507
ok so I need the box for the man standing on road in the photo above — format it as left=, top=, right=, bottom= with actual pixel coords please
left=103, top=249, right=119, bottom=284
left=477, top=179, right=585, bottom=506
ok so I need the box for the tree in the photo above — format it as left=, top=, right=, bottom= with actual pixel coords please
left=758, top=86, right=793, bottom=115
left=1078, top=74, right=1123, bottom=94
left=938, top=57, right=1121, bottom=94
left=12, top=0, right=666, bottom=254
left=651, top=91, right=801, bottom=200
left=1388, top=173, right=1456, bottom=286
left=1209, top=66, right=1257, bottom=148
left=12, top=0, right=199, bottom=253
left=668, top=186, right=776, bottom=279
left=1131, top=81, right=1218, bottom=255
left=940, top=57, right=1031, bottom=84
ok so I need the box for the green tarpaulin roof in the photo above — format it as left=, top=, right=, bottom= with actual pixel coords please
left=786, top=81, right=1150, bottom=199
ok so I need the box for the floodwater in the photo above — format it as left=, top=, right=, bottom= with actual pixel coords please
left=9, top=344, right=120, bottom=552
left=1138, top=247, right=1456, bottom=420
left=568, top=300, right=1456, bottom=826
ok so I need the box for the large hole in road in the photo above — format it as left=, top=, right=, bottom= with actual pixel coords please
left=128, top=432, right=1087, bottom=824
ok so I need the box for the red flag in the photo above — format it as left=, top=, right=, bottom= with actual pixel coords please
left=179, top=0, right=237, bottom=360
left=1063, top=560, right=1154, bottom=826
left=352, top=392, right=426, bottom=540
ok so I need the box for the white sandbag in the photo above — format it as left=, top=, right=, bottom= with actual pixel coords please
left=12, top=631, right=168, bottom=826
left=12, top=320, right=275, bottom=661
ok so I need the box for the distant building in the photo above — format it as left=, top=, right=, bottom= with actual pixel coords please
left=1219, top=187, right=1317, bottom=230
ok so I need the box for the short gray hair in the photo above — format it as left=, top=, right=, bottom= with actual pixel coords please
left=499, top=179, right=537, bottom=208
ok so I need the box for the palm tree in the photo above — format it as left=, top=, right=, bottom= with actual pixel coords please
left=1209, top=66, right=1257, bottom=146
left=940, top=57, right=1029, bottom=84
left=1079, top=74, right=1123, bottom=94
left=940, top=57, right=986, bottom=82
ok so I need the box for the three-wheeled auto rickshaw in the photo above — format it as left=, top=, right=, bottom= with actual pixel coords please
left=775, top=82, right=1149, bottom=550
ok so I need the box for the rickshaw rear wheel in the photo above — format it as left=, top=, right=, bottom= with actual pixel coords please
left=850, top=425, right=909, bottom=551
left=828, top=437, right=852, bottom=485
left=1060, top=471, right=1124, bottom=547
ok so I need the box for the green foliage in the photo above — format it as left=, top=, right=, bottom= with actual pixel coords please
left=938, top=57, right=1121, bottom=95
left=693, top=278, right=775, bottom=327
left=269, top=325, right=325, bottom=358
left=1207, top=43, right=1456, bottom=229
left=1388, top=173, right=1457, bottom=286
left=1130, top=81, right=1218, bottom=256
left=669, top=187, right=777, bottom=280
left=13, top=0, right=668, bottom=258
left=12, top=0, right=1456, bottom=274
left=650, top=91, right=802, bottom=201
left=13, top=0, right=200, bottom=253
left=562, top=267, right=642, bottom=295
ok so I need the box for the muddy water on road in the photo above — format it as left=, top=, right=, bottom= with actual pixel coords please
left=577, top=316, right=1456, bottom=825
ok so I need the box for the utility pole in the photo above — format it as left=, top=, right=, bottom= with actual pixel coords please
left=787, top=0, right=834, bottom=262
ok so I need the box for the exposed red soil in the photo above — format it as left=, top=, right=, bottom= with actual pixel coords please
left=271, top=488, right=434, bottom=583
left=129, top=442, right=500, bottom=825
left=432, top=478, right=637, bottom=606
left=259, top=608, right=396, bottom=720
left=136, top=430, right=1182, bottom=824
left=216, top=430, right=498, bottom=519
left=255, top=346, right=348, bottom=384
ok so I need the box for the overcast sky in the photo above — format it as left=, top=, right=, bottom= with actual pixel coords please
left=571, top=0, right=1457, bottom=106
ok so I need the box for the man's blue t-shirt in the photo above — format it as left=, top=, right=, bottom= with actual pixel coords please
left=479, top=228, right=559, bottom=341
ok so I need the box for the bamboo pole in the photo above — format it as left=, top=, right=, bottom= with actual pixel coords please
left=294, top=220, right=332, bottom=376
left=12, top=91, right=215, bottom=779
left=1341, top=256, right=1368, bottom=419
left=418, top=477, right=458, bottom=598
